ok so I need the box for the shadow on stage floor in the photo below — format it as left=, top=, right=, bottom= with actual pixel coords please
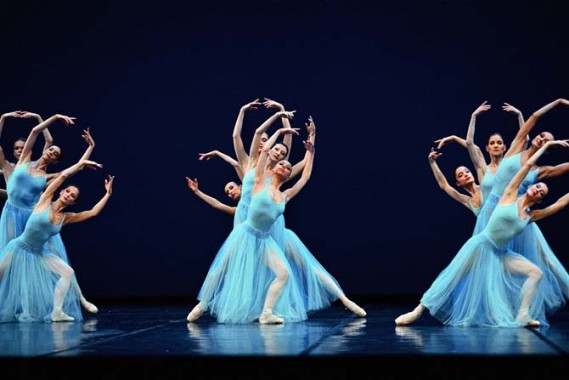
left=1, top=296, right=568, bottom=379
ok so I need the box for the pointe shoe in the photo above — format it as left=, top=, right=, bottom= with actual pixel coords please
left=517, top=312, right=540, bottom=328
left=343, top=300, right=367, bottom=317
left=187, top=305, right=203, bottom=322
left=51, top=310, right=75, bottom=322
left=259, top=311, right=284, bottom=325
left=81, top=298, right=98, bottom=314
left=395, top=308, right=422, bottom=326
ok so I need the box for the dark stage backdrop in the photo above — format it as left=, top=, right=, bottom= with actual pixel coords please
left=1, top=0, right=568, bottom=300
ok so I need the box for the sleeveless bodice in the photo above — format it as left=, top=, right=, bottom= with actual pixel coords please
left=6, top=162, right=46, bottom=209
left=234, top=168, right=256, bottom=225
left=483, top=201, right=529, bottom=248
left=246, top=186, right=285, bottom=232
left=479, top=167, right=494, bottom=203
left=19, top=207, right=63, bottom=252
left=490, top=153, right=538, bottom=197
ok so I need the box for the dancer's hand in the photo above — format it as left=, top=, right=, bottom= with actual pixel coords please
left=186, top=177, right=199, bottom=192
left=82, top=159, right=102, bottom=170
left=472, top=101, right=491, bottom=116
left=105, top=175, right=115, bottom=195
left=428, top=147, right=442, bottom=162
left=303, top=140, right=315, bottom=153
left=434, top=136, right=454, bottom=149
left=82, top=127, right=95, bottom=147
left=198, top=151, right=216, bottom=161
left=241, top=99, right=262, bottom=112
left=263, top=98, right=285, bottom=111
left=502, top=102, right=521, bottom=116
left=306, top=115, right=316, bottom=136
left=276, top=110, right=295, bottom=120
left=55, top=114, right=76, bottom=126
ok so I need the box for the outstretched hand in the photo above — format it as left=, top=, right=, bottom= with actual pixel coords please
left=434, top=136, right=453, bottom=150
left=198, top=151, right=216, bottom=161
left=428, top=147, right=442, bottom=162
left=303, top=140, right=315, bottom=153
left=276, top=110, right=296, bottom=120
left=82, top=127, right=95, bottom=147
left=82, top=159, right=102, bottom=170
left=105, top=175, right=115, bottom=195
left=279, top=127, right=300, bottom=136
left=55, top=114, right=76, bottom=126
left=241, top=99, right=262, bottom=112
left=502, top=102, right=521, bottom=115
left=305, top=115, right=316, bottom=135
left=186, top=177, right=199, bottom=192
left=472, top=101, right=491, bottom=116
left=263, top=98, right=285, bottom=111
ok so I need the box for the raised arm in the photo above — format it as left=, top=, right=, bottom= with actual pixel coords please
left=18, top=114, right=75, bottom=165
left=232, top=99, right=262, bottom=171
left=506, top=98, right=569, bottom=157
left=186, top=177, right=235, bottom=215
left=0, top=111, right=22, bottom=170
left=198, top=150, right=244, bottom=181
left=502, top=102, right=529, bottom=150
left=63, top=175, right=114, bottom=225
left=465, top=101, right=491, bottom=179
left=19, top=111, right=53, bottom=151
left=249, top=110, right=296, bottom=171
left=289, top=115, right=316, bottom=180
left=45, top=127, right=94, bottom=185
left=283, top=140, right=315, bottom=202
left=501, top=140, right=569, bottom=204
left=255, top=123, right=299, bottom=184
left=428, top=149, right=473, bottom=210
left=35, top=158, right=103, bottom=209
left=263, top=98, right=293, bottom=161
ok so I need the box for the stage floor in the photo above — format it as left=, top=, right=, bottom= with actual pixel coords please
left=1, top=299, right=568, bottom=378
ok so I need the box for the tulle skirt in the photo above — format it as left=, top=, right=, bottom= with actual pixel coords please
left=284, top=229, right=342, bottom=312
left=197, top=222, right=307, bottom=324
left=421, top=232, right=546, bottom=327
left=511, top=223, right=569, bottom=314
left=0, top=238, right=82, bottom=323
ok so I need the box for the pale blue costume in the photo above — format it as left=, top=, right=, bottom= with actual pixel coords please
left=0, top=162, right=70, bottom=263
left=0, top=206, right=82, bottom=323
left=472, top=152, right=569, bottom=320
left=196, top=181, right=307, bottom=324
left=234, top=168, right=344, bottom=312
left=421, top=200, right=545, bottom=327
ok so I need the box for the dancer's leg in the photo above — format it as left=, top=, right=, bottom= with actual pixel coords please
left=259, top=250, right=290, bottom=324
left=45, top=256, right=76, bottom=322
left=504, top=256, right=543, bottom=327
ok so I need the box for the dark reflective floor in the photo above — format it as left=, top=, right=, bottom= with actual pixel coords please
left=1, top=299, right=568, bottom=379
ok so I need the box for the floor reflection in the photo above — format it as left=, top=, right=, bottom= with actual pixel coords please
left=186, top=319, right=351, bottom=356
left=394, top=325, right=556, bottom=354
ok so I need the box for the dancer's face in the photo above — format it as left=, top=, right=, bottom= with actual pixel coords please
left=269, top=144, right=288, bottom=162
left=43, top=145, right=61, bottom=163
left=486, top=134, right=506, bottom=156
left=532, top=132, right=554, bottom=149
left=224, top=181, right=241, bottom=201
left=455, top=166, right=474, bottom=187
left=274, top=160, right=292, bottom=179
left=526, top=182, right=548, bottom=202
left=59, top=186, right=80, bottom=205
left=13, top=140, right=25, bottom=160
left=257, top=133, right=269, bottom=153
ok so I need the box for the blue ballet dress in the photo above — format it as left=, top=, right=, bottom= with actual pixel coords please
left=0, top=162, right=70, bottom=263
left=472, top=153, right=569, bottom=318
left=0, top=207, right=82, bottom=323
left=234, top=168, right=343, bottom=312
left=197, top=184, right=307, bottom=324
left=421, top=201, right=544, bottom=327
